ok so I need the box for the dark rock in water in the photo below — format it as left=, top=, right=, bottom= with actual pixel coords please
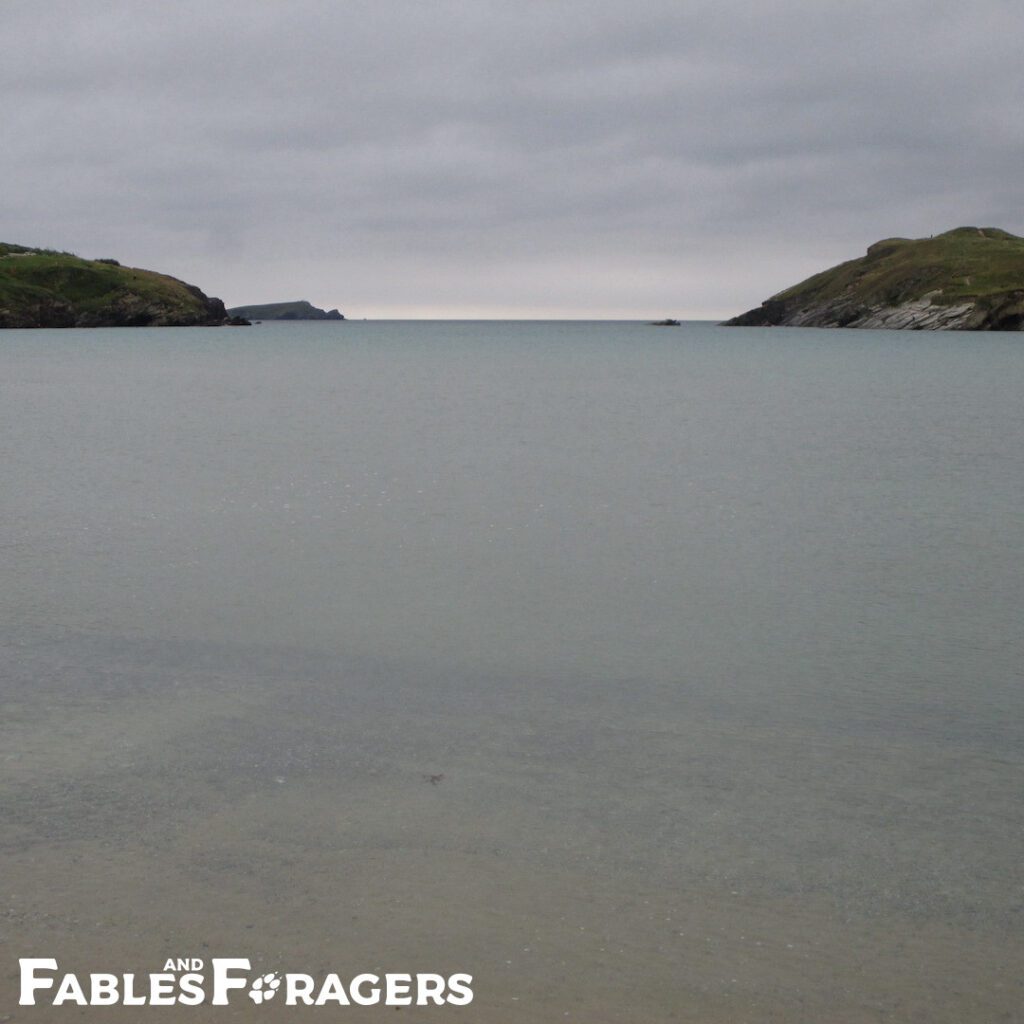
left=650, top=318, right=681, bottom=326
left=225, top=315, right=252, bottom=326
left=722, top=227, right=1024, bottom=331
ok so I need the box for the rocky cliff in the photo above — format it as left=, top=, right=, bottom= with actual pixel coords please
left=723, top=227, right=1024, bottom=331
left=0, top=244, right=227, bottom=328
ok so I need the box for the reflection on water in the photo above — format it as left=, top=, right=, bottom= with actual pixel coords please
left=2, top=322, right=1022, bottom=1021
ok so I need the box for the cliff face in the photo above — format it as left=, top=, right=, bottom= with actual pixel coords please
left=226, top=300, right=345, bottom=321
left=723, top=228, right=1024, bottom=331
left=0, top=244, right=227, bottom=328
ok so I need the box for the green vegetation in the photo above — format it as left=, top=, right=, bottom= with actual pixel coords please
left=776, top=228, right=1024, bottom=306
left=0, top=244, right=226, bottom=328
left=724, top=227, right=1024, bottom=330
left=227, top=300, right=345, bottom=321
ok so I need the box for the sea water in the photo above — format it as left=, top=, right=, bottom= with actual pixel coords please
left=2, top=321, right=1022, bottom=1021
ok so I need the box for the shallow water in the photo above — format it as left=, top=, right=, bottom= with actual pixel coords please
left=1, top=321, right=1022, bottom=1021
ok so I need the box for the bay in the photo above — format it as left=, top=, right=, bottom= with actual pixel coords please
left=2, top=321, right=1022, bottom=1021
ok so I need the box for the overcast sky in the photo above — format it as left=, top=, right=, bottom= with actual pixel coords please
left=3, top=1, right=1021, bottom=318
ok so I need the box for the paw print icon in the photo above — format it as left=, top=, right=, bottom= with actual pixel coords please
left=249, top=972, right=282, bottom=1003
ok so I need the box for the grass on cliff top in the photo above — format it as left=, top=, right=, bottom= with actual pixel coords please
left=0, top=245, right=206, bottom=316
left=773, top=227, right=1024, bottom=308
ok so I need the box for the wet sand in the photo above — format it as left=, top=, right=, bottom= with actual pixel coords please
left=2, top=635, right=1021, bottom=1022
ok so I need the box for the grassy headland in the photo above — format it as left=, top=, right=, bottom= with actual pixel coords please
left=723, top=227, right=1024, bottom=330
left=0, top=244, right=227, bottom=327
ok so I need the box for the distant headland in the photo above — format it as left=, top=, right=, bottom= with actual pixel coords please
left=0, top=243, right=229, bottom=328
left=226, top=300, right=345, bottom=321
left=722, top=227, right=1024, bottom=331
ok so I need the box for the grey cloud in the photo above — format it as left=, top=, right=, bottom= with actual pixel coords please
left=2, top=0, right=1022, bottom=316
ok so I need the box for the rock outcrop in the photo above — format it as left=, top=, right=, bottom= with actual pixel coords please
left=0, top=244, right=228, bottom=328
left=723, top=227, right=1024, bottom=331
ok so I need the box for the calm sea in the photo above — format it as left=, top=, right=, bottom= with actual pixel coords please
left=2, top=321, right=1022, bottom=1021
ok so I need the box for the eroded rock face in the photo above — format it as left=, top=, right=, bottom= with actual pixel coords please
left=727, top=292, right=1024, bottom=331
left=72, top=292, right=228, bottom=328
left=723, top=228, right=1024, bottom=331
left=0, top=297, right=77, bottom=329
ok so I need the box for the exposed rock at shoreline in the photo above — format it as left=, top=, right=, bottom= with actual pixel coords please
left=226, top=300, right=345, bottom=321
left=0, top=243, right=229, bottom=328
left=722, top=227, right=1024, bottom=331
